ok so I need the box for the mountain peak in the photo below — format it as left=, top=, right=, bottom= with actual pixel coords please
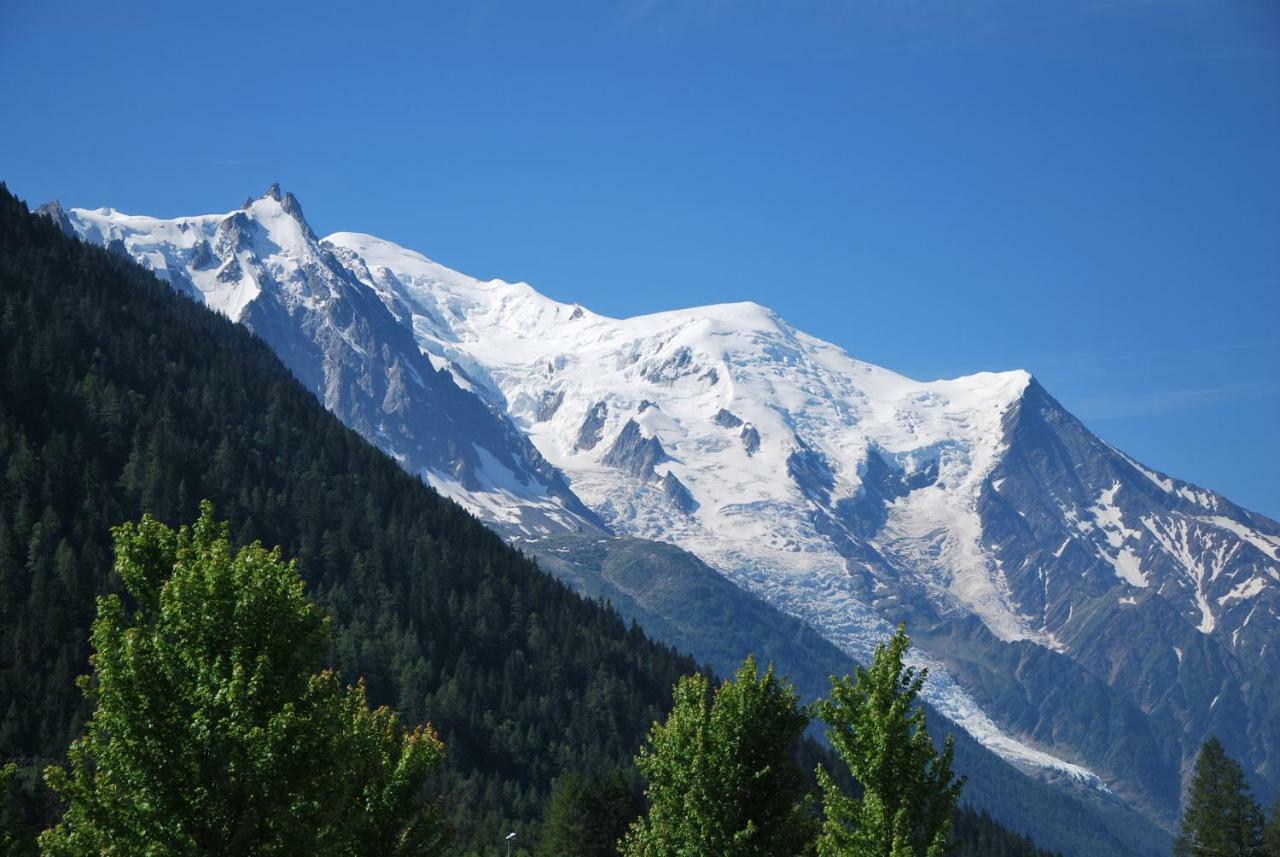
left=35, top=200, right=74, bottom=236
left=280, top=190, right=309, bottom=227
left=250, top=184, right=316, bottom=241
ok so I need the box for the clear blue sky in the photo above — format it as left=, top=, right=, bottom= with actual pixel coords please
left=3, top=0, right=1277, bottom=517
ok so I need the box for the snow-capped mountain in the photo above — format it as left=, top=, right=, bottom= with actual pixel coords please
left=41, top=189, right=602, bottom=535
left=51, top=187, right=1279, bottom=830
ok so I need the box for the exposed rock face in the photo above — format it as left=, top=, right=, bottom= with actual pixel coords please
left=714, top=407, right=743, bottom=428
left=962, top=381, right=1280, bottom=819
left=740, top=424, right=761, bottom=455
left=662, top=471, right=697, bottom=513
left=575, top=401, right=608, bottom=450
left=787, top=443, right=836, bottom=505
left=602, top=419, right=667, bottom=482
left=536, top=389, right=564, bottom=422
left=35, top=200, right=74, bottom=236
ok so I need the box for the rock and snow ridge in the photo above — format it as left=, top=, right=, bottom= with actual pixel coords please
left=56, top=187, right=603, bottom=537
left=52, top=188, right=1280, bottom=825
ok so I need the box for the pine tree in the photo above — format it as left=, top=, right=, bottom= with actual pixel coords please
left=1174, top=737, right=1263, bottom=857
left=38, top=502, right=446, bottom=856
left=537, top=769, right=639, bottom=857
left=621, top=657, right=814, bottom=856
left=1263, top=800, right=1280, bottom=857
left=815, top=624, right=964, bottom=857
left=2, top=762, right=35, bottom=857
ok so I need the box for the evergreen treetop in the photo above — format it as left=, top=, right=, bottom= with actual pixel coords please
left=1174, top=737, right=1264, bottom=857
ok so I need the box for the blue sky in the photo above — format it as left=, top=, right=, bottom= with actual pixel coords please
left=3, top=0, right=1277, bottom=516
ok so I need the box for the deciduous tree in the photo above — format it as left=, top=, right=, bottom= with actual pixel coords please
left=39, top=502, right=445, bottom=856
left=621, top=657, right=813, bottom=856
left=816, top=625, right=964, bottom=857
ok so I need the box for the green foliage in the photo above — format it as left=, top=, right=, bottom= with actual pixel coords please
left=38, top=503, right=444, bottom=856
left=950, top=807, right=1059, bottom=857
left=3, top=761, right=38, bottom=857
left=621, top=657, right=815, bottom=857
left=0, top=763, right=13, bottom=851
left=1173, top=737, right=1264, bottom=857
left=1263, top=800, right=1280, bottom=857
left=536, top=769, right=640, bottom=857
left=815, top=625, right=964, bottom=857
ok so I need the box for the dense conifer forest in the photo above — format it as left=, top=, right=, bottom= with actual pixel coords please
left=0, top=185, right=1060, bottom=855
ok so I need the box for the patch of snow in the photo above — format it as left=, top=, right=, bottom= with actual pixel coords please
left=1218, top=577, right=1266, bottom=606
left=1111, top=548, right=1147, bottom=589
left=1198, top=516, right=1280, bottom=562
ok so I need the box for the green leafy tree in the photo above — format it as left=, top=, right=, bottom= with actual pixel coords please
left=816, top=625, right=964, bottom=857
left=1174, top=737, right=1263, bottom=857
left=621, top=657, right=814, bottom=857
left=39, top=502, right=445, bottom=856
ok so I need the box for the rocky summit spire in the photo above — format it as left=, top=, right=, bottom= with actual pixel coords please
left=281, top=190, right=308, bottom=225
left=35, top=200, right=75, bottom=236
left=250, top=183, right=317, bottom=241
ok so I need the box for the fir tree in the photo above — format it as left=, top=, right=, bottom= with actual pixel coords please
left=2, top=761, right=38, bottom=857
left=815, top=624, right=964, bottom=857
left=621, top=657, right=814, bottom=856
left=1264, top=800, right=1280, bottom=857
left=537, top=769, right=639, bottom=857
left=1173, top=737, right=1263, bottom=857
left=39, top=503, right=446, bottom=856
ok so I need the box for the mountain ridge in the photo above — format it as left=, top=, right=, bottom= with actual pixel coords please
left=50, top=185, right=1280, bottom=833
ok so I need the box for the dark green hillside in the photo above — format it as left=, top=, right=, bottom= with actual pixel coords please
left=0, top=185, right=1055, bottom=856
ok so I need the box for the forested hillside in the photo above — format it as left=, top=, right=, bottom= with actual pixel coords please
left=0, top=185, right=1056, bottom=855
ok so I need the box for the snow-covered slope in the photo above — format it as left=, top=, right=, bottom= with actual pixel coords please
left=324, top=228, right=1280, bottom=822
left=52, top=188, right=1280, bottom=829
left=53, top=189, right=603, bottom=536
left=331, top=231, right=1042, bottom=641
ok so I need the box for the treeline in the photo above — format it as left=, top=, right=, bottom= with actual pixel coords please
left=0, top=184, right=1055, bottom=855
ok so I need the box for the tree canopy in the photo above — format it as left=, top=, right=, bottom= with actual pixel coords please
left=621, top=657, right=815, bottom=856
left=815, top=625, right=964, bottom=857
left=39, top=503, right=445, bottom=857
left=1173, top=737, right=1264, bottom=857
